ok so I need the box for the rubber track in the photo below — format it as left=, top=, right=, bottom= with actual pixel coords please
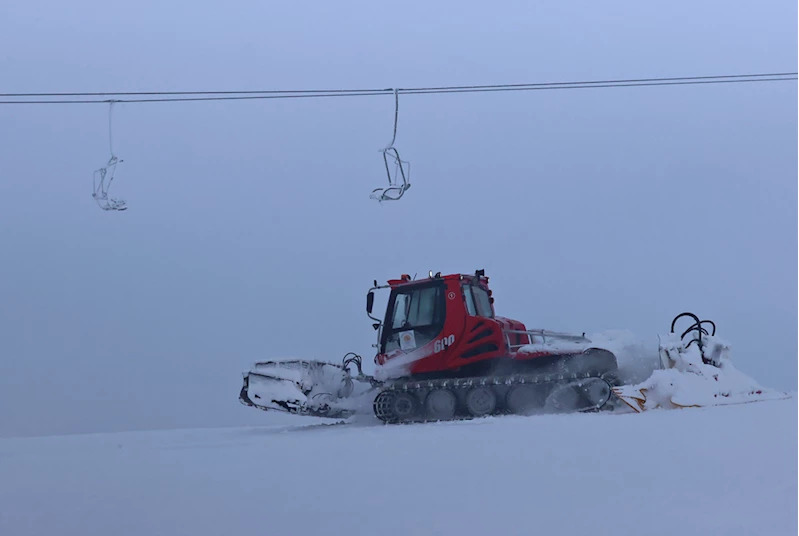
left=373, top=370, right=617, bottom=424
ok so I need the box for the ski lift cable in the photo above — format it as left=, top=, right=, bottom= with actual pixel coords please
left=400, top=76, right=799, bottom=96
left=397, top=72, right=799, bottom=93
left=0, top=73, right=795, bottom=104
left=0, top=72, right=795, bottom=99
left=0, top=91, right=392, bottom=104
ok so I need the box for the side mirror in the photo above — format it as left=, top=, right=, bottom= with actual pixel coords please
left=366, top=291, right=375, bottom=314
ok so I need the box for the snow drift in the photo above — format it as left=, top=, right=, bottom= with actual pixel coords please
left=613, top=330, right=790, bottom=411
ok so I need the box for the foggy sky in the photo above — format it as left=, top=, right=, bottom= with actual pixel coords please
left=0, top=0, right=796, bottom=437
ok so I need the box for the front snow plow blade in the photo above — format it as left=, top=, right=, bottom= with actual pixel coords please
left=239, top=355, right=376, bottom=419
left=612, top=312, right=791, bottom=413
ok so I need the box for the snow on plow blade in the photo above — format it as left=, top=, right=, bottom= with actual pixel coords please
left=613, top=312, right=791, bottom=412
left=239, top=357, right=374, bottom=418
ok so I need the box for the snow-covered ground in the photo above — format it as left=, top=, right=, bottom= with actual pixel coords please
left=1, top=398, right=795, bottom=536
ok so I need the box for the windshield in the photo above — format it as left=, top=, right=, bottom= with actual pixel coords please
left=391, top=286, right=438, bottom=329
left=383, top=283, right=444, bottom=353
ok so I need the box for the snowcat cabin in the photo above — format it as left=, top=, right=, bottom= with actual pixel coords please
left=371, top=271, right=531, bottom=377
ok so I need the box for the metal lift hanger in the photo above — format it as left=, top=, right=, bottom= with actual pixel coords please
left=370, top=89, right=410, bottom=202
left=92, top=101, right=127, bottom=211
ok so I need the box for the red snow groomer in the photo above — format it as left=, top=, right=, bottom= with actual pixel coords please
left=240, top=270, right=621, bottom=423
